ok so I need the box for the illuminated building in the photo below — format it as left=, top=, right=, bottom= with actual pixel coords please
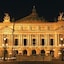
left=0, top=6, right=64, bottom=59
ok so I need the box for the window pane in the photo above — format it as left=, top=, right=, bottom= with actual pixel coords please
left=41, top=39, right=44, bottom=45
left=24, top=39, right=27, bottom=46
left=15, top=39, right=18, bottom=45
left=50, top=39, right=53, bottom=46
left=32, top=39, right=36, bottom=46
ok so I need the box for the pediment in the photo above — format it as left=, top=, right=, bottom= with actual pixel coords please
left=55, top=26, right=64, bottom=31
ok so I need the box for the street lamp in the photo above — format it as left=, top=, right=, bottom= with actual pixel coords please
left=2, top=37, right=8, bottom=61
left=59, top=37, right=64, bottom=61
left=59, top=38, right=64, bottom=46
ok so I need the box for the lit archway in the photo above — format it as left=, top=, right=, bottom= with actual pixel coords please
left=60, top=48, right=64, bottom=60
left=50, top=50, right=54, bottom=57
left=15, top=50, right=18, bottom=54
left=41, top=50, right=45, bottom=56
left=13, top=50, right=18, bottom=56
left=32, top=50, right=36, bottom=55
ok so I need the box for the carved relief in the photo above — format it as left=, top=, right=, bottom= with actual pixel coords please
left=55, top=25, right=64, bottom=30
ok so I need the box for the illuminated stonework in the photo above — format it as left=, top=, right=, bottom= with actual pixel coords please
left=0, top=6, right=64, bottom=59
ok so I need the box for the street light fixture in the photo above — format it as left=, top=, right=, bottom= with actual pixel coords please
left=2, top=37, right=8, bottom=61
left=59, top=37, right=64, bottom=61
left=59, top=38, right=64, bottom=46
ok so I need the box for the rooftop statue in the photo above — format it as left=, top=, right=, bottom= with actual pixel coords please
left=58, top=12, right=64, bottom=21
left=3, top=13, right=10, bottom=22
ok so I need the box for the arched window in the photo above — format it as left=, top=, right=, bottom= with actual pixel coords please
left=41, top=50, right=45, bottom=56
left=15, top=50, right=18, bottom=54
left=15, top=39, right=18, bottom=46
left=32, top=50, right=36, bottom=55
left=32, top=39, right=36, bottom=46
left=50, top=39, right=54, bottom=46
left=23, top=50, right=27, bottom=55
left=41, top=39, right=45, bottom=46
left=13, top=50, right=18, bottom=57
left=23, top=39, right=27, bottom=46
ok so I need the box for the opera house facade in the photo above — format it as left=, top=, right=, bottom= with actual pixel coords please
left=0, top=6, right=64, bottom=59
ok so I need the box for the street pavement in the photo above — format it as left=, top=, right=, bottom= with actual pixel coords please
left=0, top=60, right=64, bottom=64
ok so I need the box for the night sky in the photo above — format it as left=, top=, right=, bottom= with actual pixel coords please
left=0, top=0, right=64, bottom=22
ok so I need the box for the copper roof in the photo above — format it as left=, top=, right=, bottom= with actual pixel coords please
left=15, top=6, right=45, bottom=23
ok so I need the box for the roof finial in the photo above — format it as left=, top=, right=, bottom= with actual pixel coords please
left=32, top=5, right=36, bottom=11
left=31, top=5, right=38, bottom=16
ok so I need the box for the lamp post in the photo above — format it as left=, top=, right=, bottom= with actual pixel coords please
left=2, top=37, right=8, bottom=61
left=41, top=53, right=45, bottom=64
left=59, top=37, right=64, bottom=61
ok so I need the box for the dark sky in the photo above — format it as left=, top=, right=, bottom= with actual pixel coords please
left=0, top=0, right=64, bottom=22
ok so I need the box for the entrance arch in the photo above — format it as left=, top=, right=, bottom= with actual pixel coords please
left=23, top=50, right=27, bottom=55
left=13, top=50, right=18, bottom=57
left=32, top=50, right=36, bottom=55
left=41, top=50, right=45, bottom=56
left=60, top=48, right=64, bottom=60
left=50, top=50, right=54, bottom=57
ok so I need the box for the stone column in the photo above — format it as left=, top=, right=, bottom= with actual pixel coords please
left=36, top=34, right=39, bottom=46
left=29, top=34, right=32, bottom=46
left=38, top=34, right=41, bottom=46
left=18, top=35, right=21, bottom=46
left=54, top=48, right=59, bottom=58
left=28, top=34, right=30, bottom=46
left=55, top=34, right=58, bottom=46
left=45, top=34, right=48, bottom=46
left=58, top=34, right=60, bottom=46
left=20, top=34, right=23, bottom=46
left=47, top=34, right=49, bottom=46
left=0, top=34, right=2, bottom=46
left=8, top=35, right=10, bottom=46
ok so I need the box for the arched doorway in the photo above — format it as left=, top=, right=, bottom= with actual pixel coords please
left=60, top=48, right=64, bottom=61
left=50, top=50, right=54, bottom=57
left=13, top=50, right=18, bottom=57
left=23, top=50, right=27, bottom=55
left=32, top=50, right=36, bottom=55
left=41, top=50, right=45, bottom=56
left=15, top=50, right=18, bottom=54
